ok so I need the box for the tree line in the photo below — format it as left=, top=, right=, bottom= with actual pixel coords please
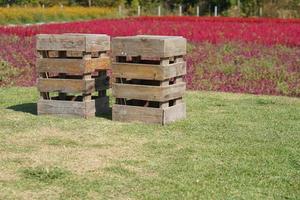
left=1, top=0, right=299, bottom=17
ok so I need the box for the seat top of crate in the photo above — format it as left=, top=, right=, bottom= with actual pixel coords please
left=112, top=35, right=186, bottom=58
left=36, top=33, right=110, bottom=52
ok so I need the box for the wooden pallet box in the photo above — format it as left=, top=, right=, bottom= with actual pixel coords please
left=38, top=96, right=109, bottom=118
left=111, top=35, right=187, bottom=125
left=112, top=103, right=186, bottom=125
left=36, top=33, right=111, bottom=118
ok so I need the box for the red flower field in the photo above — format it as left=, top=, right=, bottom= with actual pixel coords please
left=0, top=16, right=299, bottom=96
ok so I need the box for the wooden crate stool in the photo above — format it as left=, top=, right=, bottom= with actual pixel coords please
left=36, top=34, right=110, bottom=118
left=112, top=35, right=187, bottom=125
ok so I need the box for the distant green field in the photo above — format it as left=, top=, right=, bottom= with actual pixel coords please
left=0, top=87, right=299, bottom=199
left=0, top=6, right=116, bottom=25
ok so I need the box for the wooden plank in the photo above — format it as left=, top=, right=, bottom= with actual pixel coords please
left=36, top=34, right=110, bottom=52
left=112, top=61, right=186, bottom=81
left=159, top=80, right=169, bottom=108
left=37, top=57, right=110, bottom=74
left=37, top=97, right=109, bottom=118
left=112, top=82, right=186, bottom=102
left=112, top=35, right=186, bottom=58
left=112, top=105, right=163, bottom=124
left=66, top=51, right=83, bottom=57
left=83, top=73, right=92, bottom=101
left=58, top=73, right=67, bottom=100
left=38, top=99, right=87, bottom=117
left=163, top=102, right=186, bottom=125
left=38, top=76, right=109, bottom=93
left=48, top=51, right=60, bottom=58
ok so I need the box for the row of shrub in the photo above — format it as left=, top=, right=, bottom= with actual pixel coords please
left=0, top=6, right=116, bottom=25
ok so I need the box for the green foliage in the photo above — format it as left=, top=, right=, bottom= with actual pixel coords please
left=131, top=0, right=139, bottom=8
left=0, top=60, right=21, bottom=86
left=75, top=0, right=124, bottom=7
left=1, top=0, right=299, bottom=18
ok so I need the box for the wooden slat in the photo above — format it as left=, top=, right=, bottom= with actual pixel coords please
left=38, top=99, right=88, bottom=117
left=112, top=35, right=186, bottom=58
left=112, top=61, right=186, bottom=81
left=37, top=96, right=109, bottom=118
left=112, top=82, right=186, bottom=102
left=36, top=34, right=110, bottom=52
left=37, top=57, right=110, bottom=74
left=38, top=76, right=109, bottom=93
left=159, top=80, right=169, bottom=108
left=112, top=102, right=186, bottom=125
left=112, top=105, right=163, bottom=124
left=163, top=102, right=186, bottom=125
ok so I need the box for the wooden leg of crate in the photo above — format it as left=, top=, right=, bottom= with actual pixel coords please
left=159, top=80, right=169, bottom=108
left=174, top=97, right=183, bottom=105
left=82, top=73, right=92, bottom=101
left=58, top=73, right=67, bottom=100
left=175, top=56, right=184, bottom=63
left=83, top=93, right=92, bottom=101
left=39, top=72, right=50, bottom=100
left=175, top=76, right=183, bottom=83
left=174, top=76, right=184, bottom=105
left=163, top=102, right=186, bottom=125
left=160, top=58, right=170, bottom=66
left=160, top=58, right=172, bottom=108
left=37, top=50, right=45, bottom=58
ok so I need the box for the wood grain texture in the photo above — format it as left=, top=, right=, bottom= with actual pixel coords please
left=112, top=102, right=186, bottom=124
left=38, top=76, right=109, bottom=93
left=36, top=34, right=110, bottom=52
left=112, top=61, right=186, bottom=81
left=112, top=82, right=186, bottom=102
left=37, top=96, right=109, bottom=118
left=112, top=104, right=163, bottom=124
left=112, top=35, right=186, bottom=58
left=163, top=102, right=186, bottom=124
left=37, top=57, right=110, bottom=74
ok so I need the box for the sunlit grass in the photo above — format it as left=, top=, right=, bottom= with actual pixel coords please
left=0, top=87, right=299, bottom=199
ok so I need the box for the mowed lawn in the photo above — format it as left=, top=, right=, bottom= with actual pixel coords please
left=0, top=87, right=299, bottom=200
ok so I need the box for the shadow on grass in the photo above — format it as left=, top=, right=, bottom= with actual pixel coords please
left=7, top=103, right=112, bottom=119
left=7, top=103, right=37, bottom=115
left=96, top=107, right=112, bottom=120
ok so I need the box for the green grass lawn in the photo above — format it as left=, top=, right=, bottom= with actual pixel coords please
left=0, top=87, right=299, bottom=199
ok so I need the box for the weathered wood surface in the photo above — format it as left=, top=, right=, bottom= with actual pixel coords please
left=36, top=34, right=110, bottom=52
left=112, top=104, right=163, bottom=124
left=38, top=76, right=109, bottom=93
left=37, top=57, right=110, bottom=74
left=112, top=61, right=186, bottom=81
left=163, top=102, right=186, bottom=124
left=112, top=102, right=186, bottom=124
left=112, top=35, right=186, bottom=58
left=37, top=96, right=109, bottom=118
left=112, top=82, right=186, bottom=102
